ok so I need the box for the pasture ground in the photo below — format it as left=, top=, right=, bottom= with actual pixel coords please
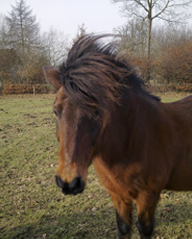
left=1, top=92, right=192, bottom=239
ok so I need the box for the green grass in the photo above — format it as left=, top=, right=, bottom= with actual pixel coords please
left=1, top=93, right=192, bottom=239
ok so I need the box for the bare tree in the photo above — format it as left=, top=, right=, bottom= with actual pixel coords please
left=152, top=24, right=192, bottom=56
left=0, top=14, right=8, bottom=49
left=41, top=27, right=70, bottom=66
left=72, top=23, right=87, bottom=44
left=114, top=18, right=147, bottom=57
left=112, top=0, right=192, bottom=60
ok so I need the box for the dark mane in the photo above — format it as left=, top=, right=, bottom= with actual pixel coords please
left=59, top=34, right=160, bottom=122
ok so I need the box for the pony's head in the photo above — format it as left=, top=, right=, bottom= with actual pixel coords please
left=43, top=35, right=144, bottom=195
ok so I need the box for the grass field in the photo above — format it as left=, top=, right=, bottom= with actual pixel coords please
left=1, top=93, right=192, bottom=239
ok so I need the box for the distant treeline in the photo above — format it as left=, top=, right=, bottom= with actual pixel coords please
left=0, top=1, right=192, bottom=93
left=115, top=19, right=192, bottom=90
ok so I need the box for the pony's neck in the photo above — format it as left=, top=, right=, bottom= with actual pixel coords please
left=98, top=89, right=160, bottom=168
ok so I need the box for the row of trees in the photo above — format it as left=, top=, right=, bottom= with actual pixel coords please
left=115, top=20, right=192, bottom=87
left=113, top=0, right=192, bottom=60
left=113, top=0, right=192, bottom=87
left=0, top=0, right=70, bottom=85
left=0, top=0, right=192, bottom=90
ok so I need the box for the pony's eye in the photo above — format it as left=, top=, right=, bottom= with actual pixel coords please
left=94, top=109, right=100, bottom=117
left=53, top=109, right=60, bottom=117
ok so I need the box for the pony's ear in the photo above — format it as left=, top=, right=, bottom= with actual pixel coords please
left=43, top=66, right=62, bottom=91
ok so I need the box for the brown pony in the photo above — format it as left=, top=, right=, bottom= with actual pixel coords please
left=43, top=35, right=192, bottom=239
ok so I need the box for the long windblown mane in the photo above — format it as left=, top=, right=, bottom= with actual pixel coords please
left=59, top=34, right=159, bottom=123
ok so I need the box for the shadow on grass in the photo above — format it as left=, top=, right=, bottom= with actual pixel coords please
left=2, top=199, right=192, bottom=239
left=2, top=206, right=117, bottom=239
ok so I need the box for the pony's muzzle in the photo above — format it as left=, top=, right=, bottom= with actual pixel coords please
left=55, top=175, right=85, bottom=195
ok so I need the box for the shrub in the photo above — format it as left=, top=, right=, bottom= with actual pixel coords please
left=156, top=42, right=192, bottom=85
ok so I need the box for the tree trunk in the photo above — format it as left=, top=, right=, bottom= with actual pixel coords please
left=146, top=1, right=152, bottom=82
left=146, top=17, right=152, bottom=60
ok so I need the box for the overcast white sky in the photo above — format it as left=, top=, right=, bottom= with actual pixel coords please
left=0, top=0, right=126, bottom=39
left=1, top=0, right=192, bottom=40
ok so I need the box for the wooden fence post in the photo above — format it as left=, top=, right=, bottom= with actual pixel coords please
left=33, top=85, right=36, bottom=95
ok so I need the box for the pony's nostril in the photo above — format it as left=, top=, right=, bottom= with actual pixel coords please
left=69, top=176, right=85, bottom=195
left=55, top=175, right=84, bottom=195
left=69, top=176, right=81, bottom=189
left=55, top=175, right=64, bottom=189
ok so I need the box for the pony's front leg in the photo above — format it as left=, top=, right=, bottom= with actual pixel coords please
left=110, top=192, right=133, bottom=239
left=136, top=191, right=160, bottom=239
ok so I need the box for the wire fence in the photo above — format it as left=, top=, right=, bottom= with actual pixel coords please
left=0, top=83, right=55, bottom=95
left=1, top=82, right=192, bottom=95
